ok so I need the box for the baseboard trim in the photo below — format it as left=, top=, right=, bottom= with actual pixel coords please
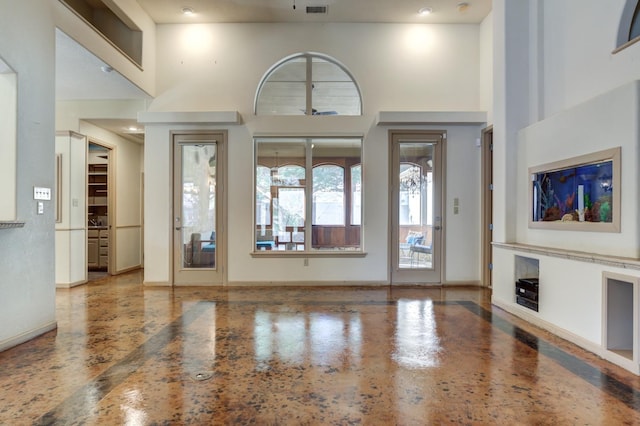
left=112, top=265, right=142, bottom=275
left=0, top=321, right=57, bottom=352
left=143, top=280, right=171, bottom=287
left=492, top=297, right=603, bottom=358
left=226, top=280, right=390, bottom=287
left=56, top=279, right=87, bottom=289
left=442, top=280, right=483, bottom=286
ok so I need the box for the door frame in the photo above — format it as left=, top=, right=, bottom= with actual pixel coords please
left=481, top=126, right=493, bottom=287
left=171, top=130, right=227, bottom=286
left=87, top=139, right=115, bottom=276
left=388, top=130, right=446, bottom=285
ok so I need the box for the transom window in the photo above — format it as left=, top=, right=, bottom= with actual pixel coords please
left=255, top=53, right=362, bottom=116
left=255, top=138, right=362, bottom=252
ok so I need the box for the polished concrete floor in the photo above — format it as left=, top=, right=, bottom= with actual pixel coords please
left=2, top=271, right=640, bottom=425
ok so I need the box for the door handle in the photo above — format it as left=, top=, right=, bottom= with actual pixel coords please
left=175, top=227, right=182, bottom=231
left=434, top=226, right=442, bottom=230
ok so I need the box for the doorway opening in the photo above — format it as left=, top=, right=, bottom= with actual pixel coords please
left=481, top=126, right=493, bottom=287
left=87, top=142, right=111, bottom=281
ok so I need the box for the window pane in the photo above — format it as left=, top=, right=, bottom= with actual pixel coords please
left=313, top=165, right=345, bottom=225
left=255, top=140, right=306, bottom=251
left=256, top=166, right=271, bottom=226
left=312, top=57, right=361, bottom=116
left=631, top=3, right=640, bottom=40
left=399, top=163, right=422, bottom=225
left=256, top=57, right=307, bottom=115
left=255, top=137, right=361, bottom=252
left=310, top=139, right=361, bottom=251
left=351, top=165, right=362, bottom=225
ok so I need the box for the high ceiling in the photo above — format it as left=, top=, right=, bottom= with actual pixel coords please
left=136, top=0, right=492, bottom=24
left=55, top=0, right=492, bottom=142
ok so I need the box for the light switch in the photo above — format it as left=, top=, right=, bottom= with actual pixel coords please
left=37, top=201, right=44, bottom=215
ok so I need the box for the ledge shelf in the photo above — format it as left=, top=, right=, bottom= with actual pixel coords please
left=493, top=242, right=640, bottom=271
left=0, top=221, right=25, bottom=229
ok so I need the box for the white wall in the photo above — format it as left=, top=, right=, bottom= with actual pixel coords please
left=516, top=81, right=640, bottom=258
left=479, top=12, right=494, bottom=125
left=0, top=0, right=57, bottom=350
left=152, top=23, right=481, bottom=114
left=143, top=23, right=487, bottom=285
left=491, top=0, right=640, bottom=373
left=541, top=0, right=640, bottom=118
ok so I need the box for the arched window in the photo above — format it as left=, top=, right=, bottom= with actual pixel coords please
left=255, top=53, right=362, bottom=116
left=616, top=0, right=640, bottom=50
left=630, top=2, right=640, bottom=40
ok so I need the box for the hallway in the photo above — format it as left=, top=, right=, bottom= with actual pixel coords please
left=1, top=271, right=639, bottom=424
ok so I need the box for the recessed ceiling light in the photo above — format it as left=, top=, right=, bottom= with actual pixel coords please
left=182, top=7, right=194, bottom=15
left=418, top=7, right=433, bottom=16
left=457, top=2, right=470, bottom=13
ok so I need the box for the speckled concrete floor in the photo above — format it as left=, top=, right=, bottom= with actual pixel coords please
left=1, top=270, right=639, bottom=425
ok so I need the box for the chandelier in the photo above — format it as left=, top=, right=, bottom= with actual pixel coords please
left=400, top=165, right=422, bottom=194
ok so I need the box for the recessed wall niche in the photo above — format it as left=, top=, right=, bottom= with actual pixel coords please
left=515, top=255, right=540, bottom=312
left=59, top=0, right=143, bottom=67
left=603, top=272, right=639, bottom=374
left=0, top=56, right=17, bottom=223
left=529, top=147, right=621, bottom=232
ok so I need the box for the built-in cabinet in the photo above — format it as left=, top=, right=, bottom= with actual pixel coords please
left=55, top=131, right=88, bottom=287
left=88, top=150, right=109, bottom=271
left=88, top=162, right=108, bottom=226
left=88, top=228, right=109, bottom=269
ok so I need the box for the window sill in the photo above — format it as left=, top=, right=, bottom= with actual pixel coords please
left=612, top=35, right=640, bottom=54
left=251, top=250, right=367, bottom=258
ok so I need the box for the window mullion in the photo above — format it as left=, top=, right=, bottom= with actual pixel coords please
left=306, top=56, right=313, bottom=115
left=305, top=139, right=313, bottom=250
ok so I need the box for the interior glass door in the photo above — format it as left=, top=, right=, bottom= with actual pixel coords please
left=391, top=132, right=443, bottom=284
left=173, top=133, right=224, bottom=285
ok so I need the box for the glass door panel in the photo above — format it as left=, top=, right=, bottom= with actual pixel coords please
left=173, top=133, right=224, bottom=285
left=398, top=143, right=433, bottom=270
left=180, top=143, right=217, bottom=269
left=391, top=132, right=443, bottom=284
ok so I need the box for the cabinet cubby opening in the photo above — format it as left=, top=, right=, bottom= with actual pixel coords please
left=603, top=272, right=639, bottom=374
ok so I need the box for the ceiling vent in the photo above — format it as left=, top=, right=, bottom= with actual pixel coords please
left=306, top=5, right=328, bottom=14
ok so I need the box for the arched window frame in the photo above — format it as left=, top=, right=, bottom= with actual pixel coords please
left=254, top=52, right=363, bottom=116
left=614, top=0, right=640, bottom=52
